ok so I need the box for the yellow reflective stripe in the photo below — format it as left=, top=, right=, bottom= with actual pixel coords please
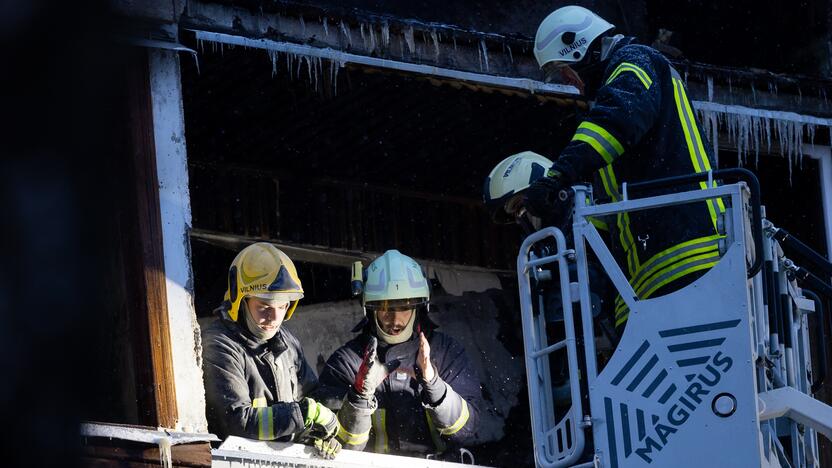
left=437, top=400, right=470, bottom=436
left=425, top=411, right=446, bottom=453
left=251, top=397, right=268, bottom=408
left=630, top=235, right=723, bottom=293
left=606, top=62, right=653, bottom=89
left=671, top=75, right=725, bottom=231
left=257, top=407, right=274, bottom=440
left=615, top=311, right=629, bottom=328
left=337, top=422, right=370, bottom=446
left=573, top=133, right=615, bottom=164
left=640, top=253, right=720, bottom=299
left=579, top=122, right=625, bottom=155
left=589, top=216, right=609, bottom=231
left=598, top=166, right=639, bottom=276
left=637, top=248, right=719, bottom=297
left=371, top=408, right=388, bottom=453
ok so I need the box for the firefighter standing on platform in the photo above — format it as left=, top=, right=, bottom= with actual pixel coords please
left=519, top=5, right=725, bottom=331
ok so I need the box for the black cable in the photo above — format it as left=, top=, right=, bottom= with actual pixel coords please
left=771, top=227, right=832, bottom=277
left=802, top=290, right=827, bottom=394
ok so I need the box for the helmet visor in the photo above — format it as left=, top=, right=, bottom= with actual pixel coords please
left=365, top=297, right=427, bottom=312
left=250, top=291, right=304, bottom=302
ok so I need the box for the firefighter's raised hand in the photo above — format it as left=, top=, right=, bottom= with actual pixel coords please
left=354, top=336, right=400, bottom=399
left=417, top=332, right=436, bottom=382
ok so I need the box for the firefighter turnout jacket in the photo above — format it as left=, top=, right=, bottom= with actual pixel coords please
left=555, top=41, right=725, bottom=328
left=315, top=329, right=481, bottom=456
left=202, top=315, right=318, bottom=440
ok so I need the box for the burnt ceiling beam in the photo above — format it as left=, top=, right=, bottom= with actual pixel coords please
left=191, top=228, right=515, bottom=275
left=184, top=0, right=832, bottom=117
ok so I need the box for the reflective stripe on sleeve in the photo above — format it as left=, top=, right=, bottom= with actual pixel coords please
left=573, top=121, right=625, bottom=164
left=371, top=408, right=388, bottom=453
left=436, top=399, right=470, bottom=436
left=337, top=421, right=370, bottom=446
left=606, top=62, right=653, bottom=89
left=257, top=407, right=275, bottom=440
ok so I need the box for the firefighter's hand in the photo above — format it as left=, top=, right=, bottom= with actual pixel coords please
left=313, top=437, right=341, bottom=460
left=354, top=336, right=400, bottom=399
left=524, top=168, right=571, bottom=221
left=417, top=332, right=436, bottom=382
left=300, top=398, right=338, bottom=440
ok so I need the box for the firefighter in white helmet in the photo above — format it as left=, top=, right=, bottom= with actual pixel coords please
left=202, top=242, right=341, bottom=459
left=523, top=5, right=725, bottom=331
left=315, top=250, right=482, bottom=458
left=483, top=150, right=557, bottom=233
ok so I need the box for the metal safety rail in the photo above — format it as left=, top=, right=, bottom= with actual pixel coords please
left=213, top=436, right=488, bottom=467
left=517, top=169, right=832, bottom=468
left=517, top=228, right=588, bottom=467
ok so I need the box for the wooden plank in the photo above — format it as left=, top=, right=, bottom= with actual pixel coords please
left=80, top=440, right=212, bottom=467
left=126, top=48, right=179, bottom=429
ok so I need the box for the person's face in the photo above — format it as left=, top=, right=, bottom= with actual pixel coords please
left=246, top=297, right=290, bottom=333
left=376, top=308, right=414, bottom=336
left=542, top=61, right=585, bottom=94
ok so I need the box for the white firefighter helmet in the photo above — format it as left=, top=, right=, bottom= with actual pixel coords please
left=534, top=5, right=614, bottom=68
left=363, top=250, right=429, bottom=344
left=483, top=151, right=553, bottom=223
left=363, top=249, right=429, bottom=310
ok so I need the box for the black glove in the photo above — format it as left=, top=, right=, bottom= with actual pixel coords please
left=524, top=167, right=573, bottom=224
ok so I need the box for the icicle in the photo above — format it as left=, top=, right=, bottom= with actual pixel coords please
left=430, top=30, right=440, bottom=62
left=304, top=56, right=312, bottom=84
left=299, top=16, right=306, bottom=37
left=360, top=23, right=367, bottom=49
left=751, top=82, right=757, bottom=104
left=506, top=44, right=514, bottom=64
left=269, top=50, right=278, bottom=78
left=157, top=436, right=172, bottom=468
left=340, top=20, right=352, bottom=46
left=707, top=76, right=714, bottom=102
left=369, top=25, right=377, bottom=51
left=404, top=26, right=415, bottom=54
left=381, top=23, right=390, bottom=47
left=480, top=40, right=489, bottom=71
left=323, top=17, right=329, bottom=37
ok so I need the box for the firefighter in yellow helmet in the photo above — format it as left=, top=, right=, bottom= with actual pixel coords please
left=201, top=242, right=340, bottom=459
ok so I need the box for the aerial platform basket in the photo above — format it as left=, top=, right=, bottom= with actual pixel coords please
left=517, top=169, right=832, bottom=468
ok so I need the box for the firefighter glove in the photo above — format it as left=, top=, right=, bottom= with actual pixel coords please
left=300, top=397, right=339, bottom=440
left=354, top=336, right=400, bottom=400
left=313, top=436, right=342, bottom=459
left=524, top=166, right=574, bottom=224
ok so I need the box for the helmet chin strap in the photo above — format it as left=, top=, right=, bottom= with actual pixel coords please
left=600, top=34, right=625, bottom=61
left=374, top=310, right=416, bottom=345
left=242, top=299, right=280, bottom=341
